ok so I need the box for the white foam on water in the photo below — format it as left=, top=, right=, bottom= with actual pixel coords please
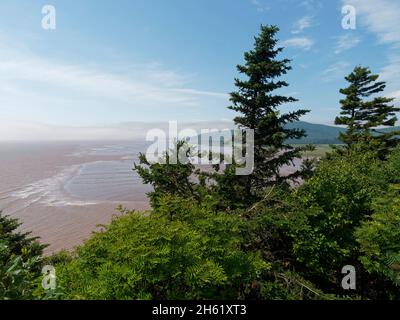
left=5, top=142, right=150, bottom=210
left=11, top=164, right=99, bottom=207
left=66, top=143, right=140, bottom=158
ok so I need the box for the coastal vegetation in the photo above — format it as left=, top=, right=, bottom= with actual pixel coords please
left=0, top=213, right=45, bottom=299
left=1, top=25, right=399, bottom=300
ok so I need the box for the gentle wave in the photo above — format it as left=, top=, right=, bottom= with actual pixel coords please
left=9, top=164, right=99, bottom=207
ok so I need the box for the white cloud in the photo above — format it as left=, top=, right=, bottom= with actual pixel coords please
left=391, top=90, right=400, bottom=100
left=292, top=16, right=314, bottom=34
left=0, top=38, right=233, bottom=140
left=0, top=52, right=226, bottom=107
left=321, top=61, right=351, bottom=82
left=342, top=0, right=400, bottom=45
left=299, top=0, right=323, bottom=11
left=250, top=0, right=269, bottom=12
left=0, top=40, right=229, bottom=131
left=380, top=55, right=400, bottom=105
left=282, top=37, right=314, bottom=50
left=342, top=1, right=400, bottom=105
left=342, top=0, right=400, bottom=105
left=334, top=34, right=361, bottom=54
left=380, top=55, right=400, bottom=83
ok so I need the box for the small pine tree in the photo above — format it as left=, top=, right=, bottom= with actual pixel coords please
left=335, top=66, right=400, bottom=157
left=0, top=212, right=45, bottom=261
left=134, top=141, right=210, bottom=209
left=228, top=25, right=312, bottom=200
left=0, top=212, right=46, bottom=299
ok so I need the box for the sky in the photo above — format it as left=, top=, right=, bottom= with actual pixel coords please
left=0, top=0, right=399, bottom=140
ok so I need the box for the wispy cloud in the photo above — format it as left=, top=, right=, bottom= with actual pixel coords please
left=380, top=55, right=400, bottom=83
left=250, top=0, right=269, bottom=12
left=380, top=54, right=400, bottom=105
left=299, top=0, right=323, bottom=11
left=334, top=34, right=361, bottom=54
left=321, top=61, right=351, bottom=82
left=342, top=0, right=400, bottom=104
left=391, top=90, right=400, bottom=102
left=291, top=16, right=314, bottom=34
left=342, top=0, right=400, bottom=46
left=282, top=37, right=314, bottom=51
left=0, top=52, right=226, bottom=107
left=0, top=40, right=228, bottom=127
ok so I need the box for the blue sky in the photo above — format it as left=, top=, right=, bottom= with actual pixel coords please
left=0, top=0, right=399, bottom=139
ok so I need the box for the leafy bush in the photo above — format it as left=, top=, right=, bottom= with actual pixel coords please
left=386, top=146, right=400, bottom=183
left=54, top=201, right=269, bottom=300
left=355, top=185, right=400, bottom=293
left=245, top=150, right=393, bottom=296
left=292, top=151, right=387, bottom=274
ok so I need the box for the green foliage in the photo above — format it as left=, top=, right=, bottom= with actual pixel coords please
left=386, top=146, right=400, bottom=183
left=244, top=150, right=395, bottom=296
left=355, top=185, right=400, bottom=289
left=134, top=141, right=198, bottom=208
left=227, top=25, right=313, bottom=201
left=54, top=201, right=269, bottom=300
left=0, top=213, right=45, bottom=262
left=134, top=141, right=218, bottom=211
left=295, top=152, right=386, bottom=275
left=134, top=140, right=251, bottom=212
left=0, top=213, right=45, bottom=300
left=335, top=66, right=400, bottom=158
left=257, top=269, right=338, bottom=300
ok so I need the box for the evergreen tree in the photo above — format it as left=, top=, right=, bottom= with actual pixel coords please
left=228, top=25, right=311, bottom=200
left=0, top=213, right=45, bottom=262
left=134, top=141, right=211, bottom=210
left=335, top=66, right=400, bottom=157
left=0, top=212, right=46, bottom=299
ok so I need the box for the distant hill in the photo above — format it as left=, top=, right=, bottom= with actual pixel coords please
left=287, top=121, right=400, bottom=145
left=197, top=121, right=399, bottom=145
left=286, top=121, right=344, bottom=144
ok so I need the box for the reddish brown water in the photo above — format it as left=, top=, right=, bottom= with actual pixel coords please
left=0, top=141, right=151, bottom=255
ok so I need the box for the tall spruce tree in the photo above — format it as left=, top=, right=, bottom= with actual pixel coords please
left=228, top=25, right=311, bottom=199
left=335, top=66, right=400, bottom=158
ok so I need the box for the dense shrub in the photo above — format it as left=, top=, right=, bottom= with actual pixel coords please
left=245, top=150, right=396, bottom=297
left=355, top=185, right=400, bottom=297
left=54, top=202, right=269, bottom=300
